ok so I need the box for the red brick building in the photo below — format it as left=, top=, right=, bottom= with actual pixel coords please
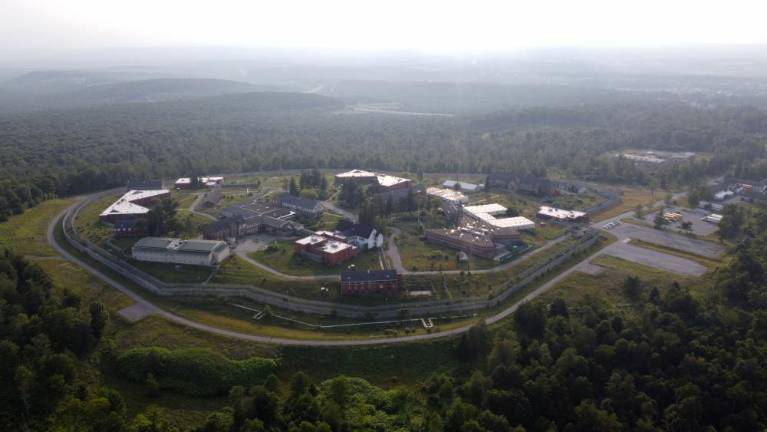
left=293, top=232, right=358, bottom=266
left=340, top=269, right=402, bottom=296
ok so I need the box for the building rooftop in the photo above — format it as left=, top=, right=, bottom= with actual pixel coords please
left=278, top=192, right=322, bottom=211
left=376, top=174, right=410, bottom=187
left=134, top=237, right=227, bottom=254
left=442, top=180, right=481, bottom=192
left=484, top=216, right=536, bottom=229
left=335, top=169, right=377, bottom=179
left=341, top=269, right=398, bottom=283
left=538, top=206, right=587, bottom=220
left=336, top=221, right=376, bottom=238
left=464, top=203, right=508, bottom=216
left=100, top=189, right=169, bottom=217
left=427, top=187, right=468, bottom=203
left=134, top=237, right=175, bottom=250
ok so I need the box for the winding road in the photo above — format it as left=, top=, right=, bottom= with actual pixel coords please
left=45, top=186, right=707, bottom=346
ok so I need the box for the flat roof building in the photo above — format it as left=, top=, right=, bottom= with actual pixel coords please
left=463, top=204, right=536, bottom=230
left=175, top=176, right=224, bottom=189
left=132, top=237, right=230, bottom=267
left=294, top=232, right=357, bottom=266
left=426, top=187, right=469, bottom=204
left=537, top=206, right=588, bottom=222
left=442, top=180, right=482, bottom=192
left=334, top=169, right=412, bottom=198
left=275, top=193, right=323, bottom=218
left=340, top=269, right=401, bottom=297
left=99, top=189, right=170, bottom=224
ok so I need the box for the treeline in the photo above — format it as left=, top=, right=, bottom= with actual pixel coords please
left=0, top=250, right=116, bottom=430
left=2, top=92, right=767, bottom=218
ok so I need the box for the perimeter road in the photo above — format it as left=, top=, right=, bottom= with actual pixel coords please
left=46, top=188, right=694, bottom=346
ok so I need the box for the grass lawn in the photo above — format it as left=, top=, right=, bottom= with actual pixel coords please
left=539, top=252, right=708, bottom=312
left=395, top=232, right=496, bottom=272
left=248, top=240, right=382, bottom=276
left=0, top=198, right=75, bottom=256
left=591, top=187, right=658, bottom=221
left=546, top=192, right=601, bottom=212
left=173, top=191, right=200, bottom=209
left=212, top=256, right=335, bottom=300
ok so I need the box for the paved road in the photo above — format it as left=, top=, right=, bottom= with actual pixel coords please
left=46, top=196, right=604, bottom=346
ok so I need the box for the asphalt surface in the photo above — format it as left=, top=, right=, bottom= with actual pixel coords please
left=609, top=223, right=723, bottom=259
left=605, top=242, right=707, bottom=276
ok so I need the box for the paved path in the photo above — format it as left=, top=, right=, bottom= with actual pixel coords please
left=188, top=192, right=217, bottom=221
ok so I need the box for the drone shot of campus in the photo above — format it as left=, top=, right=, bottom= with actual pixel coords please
left=2, top=1, right=767, bottom=431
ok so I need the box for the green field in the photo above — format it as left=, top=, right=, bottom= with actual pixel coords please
left=74, top=192, right=122, bottom=244
left=0, top=198, right=74, bottom=256
left=538, top=253, right=710, bottom=311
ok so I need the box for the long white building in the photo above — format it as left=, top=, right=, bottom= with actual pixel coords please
left=463, top=203, right=536, bottom=230
left=132, top=237, right=230, bottom=267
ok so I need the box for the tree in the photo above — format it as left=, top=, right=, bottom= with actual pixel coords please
left=514, top=302, right=546, bottom=339
left=289, top=177, right=300, bottom=197
left=88, top=302, right=109, bottom=339
left=622, top=276, right=642, bottom=300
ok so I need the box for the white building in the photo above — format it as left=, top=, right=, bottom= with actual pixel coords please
left=714, top=190, right=735, bottom=201
left=537, top=206, right=588, bottom=222
left=175, top=176, right=224, bottom=188
left=426, top=187, right=469, bottom=204
left=132, top=237, right=230, bottom=267
left=442, top=180, right=482, bottom=192
left=463, top=203, right=536, bottom=230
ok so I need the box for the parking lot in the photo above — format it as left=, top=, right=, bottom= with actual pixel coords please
left=640, top=207, right=719, bottom=237
left=605, top=243, right=707, bottom=276
left=609, top=223, right=724, bottom=259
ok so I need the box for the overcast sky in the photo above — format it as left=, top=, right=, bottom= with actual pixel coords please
left=3, top=0, right=767, bottom=53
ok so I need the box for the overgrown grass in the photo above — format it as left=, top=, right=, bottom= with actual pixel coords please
left=591, top=187, right=658, bottom=221
left=0, top=198, right=75, bottom=256
left=396, top=233, right=496, bottom=272
left=116, top=347, right=278, bottom=396
left=74, top=192, right=121, bottom=244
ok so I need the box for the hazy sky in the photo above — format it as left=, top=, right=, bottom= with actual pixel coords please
left=3, top=0, right=767, bottom=53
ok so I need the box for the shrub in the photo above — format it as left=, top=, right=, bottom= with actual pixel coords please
left=116, top=347, right=278, bottom=396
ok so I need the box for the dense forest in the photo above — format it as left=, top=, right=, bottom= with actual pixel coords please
left=3, top=203, right=767, bottom=430
left=2, top=90, right=767, bottom=219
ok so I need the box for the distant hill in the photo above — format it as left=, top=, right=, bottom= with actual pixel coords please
left=0, top=77, right=281, bottom=113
